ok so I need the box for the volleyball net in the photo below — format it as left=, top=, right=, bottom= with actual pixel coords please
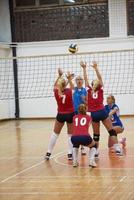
left=0, top=49, right=134, bottom=100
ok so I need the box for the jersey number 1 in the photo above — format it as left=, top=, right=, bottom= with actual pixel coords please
left=75, top=117, right=87, bottom=126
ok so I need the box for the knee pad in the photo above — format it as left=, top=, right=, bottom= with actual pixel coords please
left=93, top=134, right=100, bottom=142
left=108, top=129, right=117, bottom=137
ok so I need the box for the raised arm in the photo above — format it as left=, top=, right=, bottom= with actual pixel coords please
left=80, top=61, right=89, bottom=87
left=54, top=68, right=63, bottom=89
left=66, top=72, right=74, bottom=89
left=91, top=61, right=103, bottom=86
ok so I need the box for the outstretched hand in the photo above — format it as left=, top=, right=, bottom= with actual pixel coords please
left=80, top=61, right=87, bottom=68
left=91, top=61, right=98, bottom=69
left=66, top=72, right=74, bottom=80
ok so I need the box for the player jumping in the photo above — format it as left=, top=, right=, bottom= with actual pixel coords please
left=45, top=68, right=75, bottom=160
left=80, top=61, right=122, bottom=156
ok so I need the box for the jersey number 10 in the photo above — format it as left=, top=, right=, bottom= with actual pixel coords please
left=75, top=117, right=87, bottom=126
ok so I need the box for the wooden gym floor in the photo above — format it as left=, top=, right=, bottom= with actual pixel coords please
left=0, top=117, right=134, bottom=200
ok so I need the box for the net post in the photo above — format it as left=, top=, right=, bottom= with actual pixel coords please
left=9, top=0, right=20, bottom=119
left=12, top=46, right=20, bottom=119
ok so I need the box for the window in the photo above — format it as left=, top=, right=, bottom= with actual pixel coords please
left=14, top=0, right=107, bottom=8
left=40, top=0, right=59, bottom=5
left=15, top=0, right=36, bottom=7
left=127, top=0, right=134, bottom=35
left=12, top=1, right=109, bottom=42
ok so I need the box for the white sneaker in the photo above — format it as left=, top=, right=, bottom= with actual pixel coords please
left=116, top=149, right=123, bottom=156
left=73, top=161, right=79, bottom=167
left=113, top=144, right=123, bottom=156
left=89, top=159, right=97, bottom=167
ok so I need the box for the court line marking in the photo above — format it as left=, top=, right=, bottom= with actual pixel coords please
left=1, top=148, right=134, bottom=161
left=1, top=179, right=134, bottom=185
left=54, top=152, right=98, bottom=168
left=2, top=175, right=134, bottom=182
left=1, top=177, right=134, bottom=183
left=0, top=156, right=16, bottom=160
left=119, top=176, right=127, bottom=182
left=54, top=153, right=73, bottom=167
left=0, top=156, right=53, bottom=160
left=1, top=191, right=134, bottom=196
left=1, top=151, right=134, bottom=184
left=0, top=151, right=66, bottom=183
left=54, top=153, right=134, bottom=170
left=1, top=191, right=132, bottom=195
left=107, top=186, right=116, bottom=194
left=0, top=192, right=111, bottom=195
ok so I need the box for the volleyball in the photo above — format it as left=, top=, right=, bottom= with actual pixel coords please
left=68, top=44, right=78, bottom=54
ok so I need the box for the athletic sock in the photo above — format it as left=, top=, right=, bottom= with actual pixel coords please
left=89, top=147, right=96, bottom=160
left=73, top=147, right=79, bottom=162
left=47, top=132, right=59, bottom=153
left=68, top=134, right=73, bottom=154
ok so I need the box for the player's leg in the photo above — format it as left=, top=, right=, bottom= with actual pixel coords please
left=45, top=116, right=64, bottom=160
left=79, top=135, right=97, bottom=167
left=102, top=117, right=122, bottom=155
left=71, top=136, right=80, bottom=167
left=72, top=147, right=79, bottom=167
left=113, top=126, right=124, bottom=134
left=108, top=126, right=125, bottom=148
left=92, top=121, right=100, bottom=157
left=67, top=122, right=73, bottom=160
left=87, top=139, right=97, bottom=167
left=66, top=112, right=75, bottom=160
left=71, top=135, right=97, bottom=167
left=114, top=126, right=126, bottom=148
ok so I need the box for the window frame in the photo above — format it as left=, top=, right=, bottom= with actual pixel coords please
left=126, top=0, right=134, bottom=36
left=13, top=0, right=107, bottom=10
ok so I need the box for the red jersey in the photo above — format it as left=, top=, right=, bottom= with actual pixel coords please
left=87, top=86, right=104, bottom=112
left=54, top=88, right=74, bottom=114
left=73, top=114, right=92, bottom=136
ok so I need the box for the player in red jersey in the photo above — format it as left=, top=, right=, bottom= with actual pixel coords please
left=80, top=61, right=122, bottom=156
left=71, top=104, right=97, bottom=167
left=45, top=68, right=75, bottom=160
